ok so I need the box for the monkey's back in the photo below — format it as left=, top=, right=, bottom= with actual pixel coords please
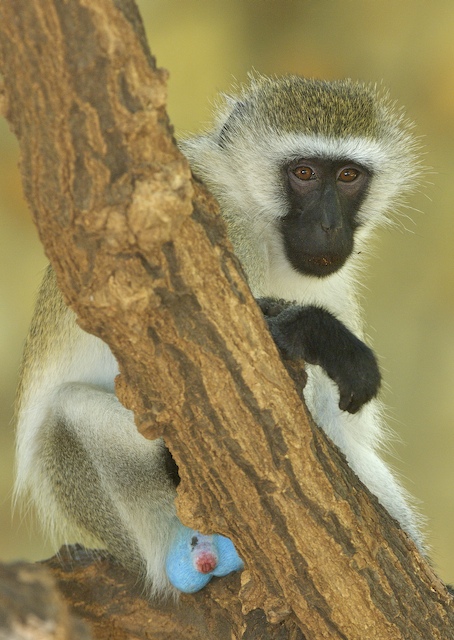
left=15, top=266, right=119, bottom=503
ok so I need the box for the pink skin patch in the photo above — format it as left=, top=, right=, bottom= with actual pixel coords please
left=194, top=551, right=218, bottom=574
left=191, top=534, right=218, bottom=574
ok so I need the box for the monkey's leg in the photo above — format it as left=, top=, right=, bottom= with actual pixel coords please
left=305, top=372, right=425, bottom=552
left=26, top=382, right=242, bottom=595
left=345, top=438, right=425, bottom=553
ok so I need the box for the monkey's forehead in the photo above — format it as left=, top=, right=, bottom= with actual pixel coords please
left=235, top=76, right=392, bottom=139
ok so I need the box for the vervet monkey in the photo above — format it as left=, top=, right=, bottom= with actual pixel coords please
left=15, top=74, right=423, bottom=596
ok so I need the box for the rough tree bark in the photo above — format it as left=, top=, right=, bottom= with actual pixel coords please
left=0, top=0, right=452, bottom=638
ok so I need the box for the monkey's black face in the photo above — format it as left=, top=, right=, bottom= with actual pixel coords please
left=280, top=158, right=371, bottom=278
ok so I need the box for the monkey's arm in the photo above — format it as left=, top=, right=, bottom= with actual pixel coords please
left=258, top=299, right=381, bottom=414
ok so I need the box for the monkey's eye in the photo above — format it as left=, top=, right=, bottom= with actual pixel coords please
left=338, top=168, right=359, bottom=183
left=292, top=166, right=315, bottom=181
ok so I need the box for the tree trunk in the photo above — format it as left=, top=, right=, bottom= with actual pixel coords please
left=0, top=0, right=452, bottom=638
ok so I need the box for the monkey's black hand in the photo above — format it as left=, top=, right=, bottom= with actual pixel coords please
left=263, top=304, right=381, bottom=414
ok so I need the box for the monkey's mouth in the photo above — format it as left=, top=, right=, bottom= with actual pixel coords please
left=307, top=255, right=337, bottom=267
left=306, top=253, right=345, bottom=269
left=285, top=236, right=350, bottom=278
left=300, top=252, right=347, bottom=277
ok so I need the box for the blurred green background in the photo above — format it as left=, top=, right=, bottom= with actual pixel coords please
left=1, top=0, right=454, bottom=584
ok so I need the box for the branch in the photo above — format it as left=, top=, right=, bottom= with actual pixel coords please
left=0, top=557, right=91, bottom=640
left=0, top=0, right=452, bottom=637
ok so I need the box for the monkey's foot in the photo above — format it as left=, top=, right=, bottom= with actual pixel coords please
left=165, top=523, right=244, bottom=593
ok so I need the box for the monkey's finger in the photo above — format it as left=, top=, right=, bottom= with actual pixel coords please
left=339, top=390, right=354, bottom=412
left=339, top=389, right=366, bottom=414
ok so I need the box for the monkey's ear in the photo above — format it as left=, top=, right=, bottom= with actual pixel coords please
left=218, top=101, right=249, bottom=148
